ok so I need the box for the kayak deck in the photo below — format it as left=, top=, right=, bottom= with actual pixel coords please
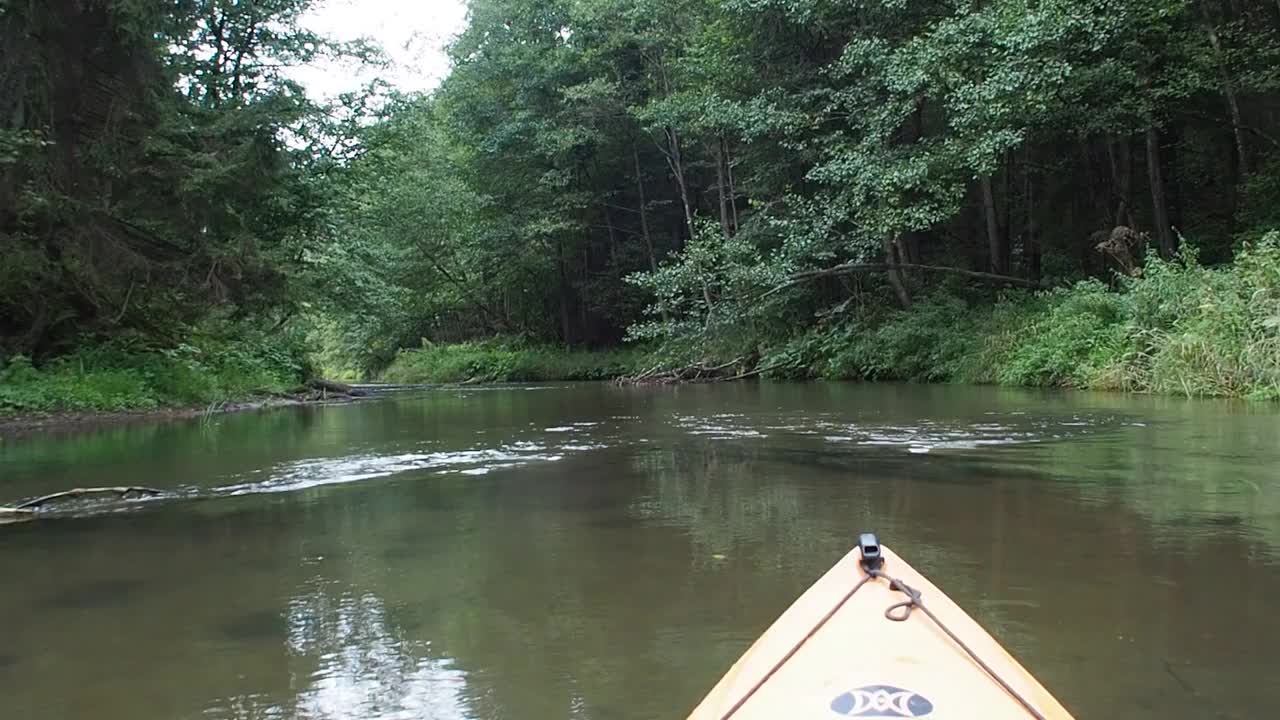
left=688, top=542, right=1075, bottom=719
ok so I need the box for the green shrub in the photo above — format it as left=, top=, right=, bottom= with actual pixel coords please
left=0, top=331, right=309, bottom=415
left=821, top=297, right=976, bottom=381
left=1121, top=235, right=1280, bottom=397
left=380, top=338, right=648, bottom=384
left=747, top=232, right=1280, bottom=399
left=996, top=281, right=1126, bottom=387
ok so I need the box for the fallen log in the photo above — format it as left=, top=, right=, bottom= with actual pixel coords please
left=12, top=486, right=164, bottom=511
left=616, top=357, right=751, bottom=385
left=307, top=379, right=368, bottom=397
left=0, top=507, right=36, bottom=519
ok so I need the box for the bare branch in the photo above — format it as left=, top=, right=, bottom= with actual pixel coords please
left=14, top=486, right=164, bottom=511
left=764, top=262, right=1044, bottom=298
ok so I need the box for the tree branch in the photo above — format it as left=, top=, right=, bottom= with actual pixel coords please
left=764, top=262, right=1044, bottom=298
left=13, top=486, right=164, bottom=511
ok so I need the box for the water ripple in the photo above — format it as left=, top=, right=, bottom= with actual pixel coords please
left=681, top=412, right=1117, bottom=453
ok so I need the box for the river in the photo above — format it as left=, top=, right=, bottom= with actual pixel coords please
left=1, top=383, right=1277, bottom=719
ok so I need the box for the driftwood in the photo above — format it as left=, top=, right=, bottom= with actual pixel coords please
left=617, top=357, right=793, bottom=385
left=613, top=355, right=790, bottom=385
left=763, top=262, right=1043, bottom=298
left=617, top=356, right=745, bottom=385
left=15, top=486, right=164, bottom=510
left=0, top=507, right=36, bottom=525
left=307, top=379, right=368, bottom=397
left=0, top=486, right=165, bottom=520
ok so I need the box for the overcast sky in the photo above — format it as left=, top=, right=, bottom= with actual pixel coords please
left=288, top=0, right=470, bottom=100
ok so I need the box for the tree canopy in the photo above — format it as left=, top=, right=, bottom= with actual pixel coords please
left=5, top=0, right=1280, bottom=380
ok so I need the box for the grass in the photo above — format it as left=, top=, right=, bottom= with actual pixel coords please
left=380, top=338, right=649, bottom=384
left=0, top=332, right=310, bottom=415
left=764, top=233, right=1280, bottom=399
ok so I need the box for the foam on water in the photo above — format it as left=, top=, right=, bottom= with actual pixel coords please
left=213, top=441, right=581, bottom=498
left=678, top=411, right=1114, bottom=453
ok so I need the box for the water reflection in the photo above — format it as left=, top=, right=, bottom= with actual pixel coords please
left=0, top=383, right=1278, bottom=720
left=284, top=586, right=472, bottom=720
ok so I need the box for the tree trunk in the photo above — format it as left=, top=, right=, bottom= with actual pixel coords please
left=725, top=140, right=739, bottom=232
left=716, top=137, right=732, bottom=240
left=603, top=204, right=618, bottom=266
left=556, top=238, right=572, bottom=348
left=633, top=145, right=659, bottom=272
left=882, top=234, right=913, bottom=308
left=665, top=126, right=696, bottom=241
left=580, top=246, right=591, bottom=344
left=981, top=174, right=1004, bottom=274
left=901, top=232, right=922, bottom=264
left=1146, top=126, right=1176, bottom=258
left=1025, top=149, right=1041, bottom=284
left=1108, top=135, right=1135, bottom=227
left=1204, top=23, right=1250, bottom=176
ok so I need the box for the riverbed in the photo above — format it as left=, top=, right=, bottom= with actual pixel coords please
left=1, top=382, right=1277, bottom=719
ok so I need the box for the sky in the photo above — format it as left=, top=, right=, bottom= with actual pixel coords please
left=288, top=0, right=470, bottom=101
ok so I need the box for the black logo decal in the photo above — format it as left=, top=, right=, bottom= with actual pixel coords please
left=830, top=685, right=934, bottom=718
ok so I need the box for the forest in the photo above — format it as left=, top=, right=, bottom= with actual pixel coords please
left=3, top=0, right=1280, bottom=413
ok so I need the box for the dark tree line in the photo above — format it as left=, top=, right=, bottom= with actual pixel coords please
left=6, top=0, right=1280, bottom=372
left=319, top=0, right=1280, bottom=370
left=0, top=0, right=354, bottom=359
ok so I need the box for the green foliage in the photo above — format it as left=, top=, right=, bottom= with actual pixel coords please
left=7, top=0, right=1280, bottom=404
left=748, top=233, right=1280, bottom=399
left=995, top=283, right=1127, bottom=388
left=1114, top=235, right=1280, bottom=398
left=0, top=331, right=308, bottom=414
left=380, top=338, right=648, bottom=384
left=826, top=298, right=985, bottom=383
left=2, top=0, right=368, bottom=362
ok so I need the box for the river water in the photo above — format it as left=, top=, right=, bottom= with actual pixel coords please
left=1, top=383, right=1277, bottom=719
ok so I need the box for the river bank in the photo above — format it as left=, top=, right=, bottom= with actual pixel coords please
left=0, top=393, right=370, bottom=439
left=0, top=334, right=319, bottom=437
left=385, top=242, right=1280, bottom=399
left=4, top=239, right=1275, bottom=437
left=765, top=242, right=1280, bottom=400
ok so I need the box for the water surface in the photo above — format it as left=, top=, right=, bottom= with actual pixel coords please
left=1, top=383, right=1278, bottom=719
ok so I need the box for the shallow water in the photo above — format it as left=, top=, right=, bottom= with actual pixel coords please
left=1, top=382, right=1278, bottom=719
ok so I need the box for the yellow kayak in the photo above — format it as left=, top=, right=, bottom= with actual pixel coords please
left=688, top=534, right=1075, bottom=720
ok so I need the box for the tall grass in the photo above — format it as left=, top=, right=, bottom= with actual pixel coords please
left=0, top=332, right=309, bottom=414
left=380, top=338, right=648, bottom=384
left=769, top=233, right=1280, bottom=399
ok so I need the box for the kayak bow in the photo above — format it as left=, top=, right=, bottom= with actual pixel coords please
left=688, top=533, right=1075, bottom=720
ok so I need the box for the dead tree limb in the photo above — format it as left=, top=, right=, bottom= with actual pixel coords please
left=763, top=262, right=1043, bottom=298
left=12, top=486, right=164, bottom=511
left=307, top=379, right=367, bottom=397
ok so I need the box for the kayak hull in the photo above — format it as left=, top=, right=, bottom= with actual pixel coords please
left=688, top=545, right=1075, bottom=720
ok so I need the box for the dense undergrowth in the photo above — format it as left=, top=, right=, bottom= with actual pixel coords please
left=0, top=330, right=310, bottom=415
left=368, top=235, right=1280, bottom=399
left=380, top=338, right=648, bottom=384
left=761, top=235, right=1280, bottom=399
left=4, top=238, right=1275, bottom=417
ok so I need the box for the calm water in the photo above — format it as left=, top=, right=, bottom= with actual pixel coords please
left=1, top=383, right=1278, bottom=719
